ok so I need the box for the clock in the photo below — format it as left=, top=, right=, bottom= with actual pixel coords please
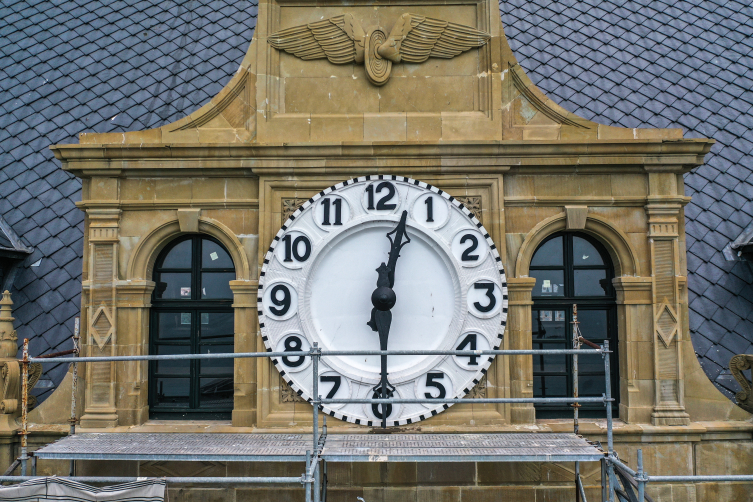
left=258, top=176, right=508, bottom=426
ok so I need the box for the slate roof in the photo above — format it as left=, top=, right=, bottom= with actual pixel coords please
left=0, top=0, right=751, bottom=403
left=500, top=0, right=753, bottom=399
left=0, top=0, right=258, bottom=400
left=0, top=214, right=32, bottom=255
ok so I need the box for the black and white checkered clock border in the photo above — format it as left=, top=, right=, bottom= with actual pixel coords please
left=258, top=175, right=509, bottom=426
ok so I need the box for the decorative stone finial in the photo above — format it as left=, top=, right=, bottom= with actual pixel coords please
left=0, top=291, right=17, bottom=358
left=0, top=290, right=12, bottom=316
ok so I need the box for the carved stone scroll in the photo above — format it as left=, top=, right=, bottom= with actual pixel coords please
left=730, top=354, right=753, bottom=413
left=0, top=291, right=42, bottom=430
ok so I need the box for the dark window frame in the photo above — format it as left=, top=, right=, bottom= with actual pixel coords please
left=149, top=235, right=235, bottom=420
left=530, top=232, right=619, bottom=418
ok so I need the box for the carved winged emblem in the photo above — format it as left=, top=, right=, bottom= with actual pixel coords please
left=268, top=13, right=491, bottom=86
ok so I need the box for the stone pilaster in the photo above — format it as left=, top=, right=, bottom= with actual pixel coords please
left=80, top=209, right=121, bottom=428
left=507, top=277, right=536, bottom=424
left=613, top=276, right=654, bottom=424
left=230, top=280, right=259, bottom=426
left=646, top=193, right=690, bottom=426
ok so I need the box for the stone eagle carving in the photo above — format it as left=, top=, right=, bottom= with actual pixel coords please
left=268, top=13, right=491, bottom=86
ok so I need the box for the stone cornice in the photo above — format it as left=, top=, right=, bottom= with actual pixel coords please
left=51, top=139, right=714, bottom=178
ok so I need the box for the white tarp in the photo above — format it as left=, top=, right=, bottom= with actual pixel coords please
left=0, top=477, right=166, bottom=501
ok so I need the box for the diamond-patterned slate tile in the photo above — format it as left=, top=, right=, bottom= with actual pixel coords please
left=500, top=0, right=753, bottom=401
left=1, top=0, right=257, bottom=402
left=1, top=0, right=751, bottom=406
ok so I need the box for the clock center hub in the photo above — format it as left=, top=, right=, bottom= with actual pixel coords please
left=372, top=285, right=396, bottom=311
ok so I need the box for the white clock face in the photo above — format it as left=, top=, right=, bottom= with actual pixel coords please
left=259, top=176, right=508, bottom=426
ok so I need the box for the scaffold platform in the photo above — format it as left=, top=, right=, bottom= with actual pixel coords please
left=322, top=433, right=604, bottom=462
left=33, top=432, right=604, bottom=464
left=33, top=433, right=313, bottom=462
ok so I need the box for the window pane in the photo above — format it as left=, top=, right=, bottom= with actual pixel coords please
left=200, top=378, right=234, bottom=407
left=533, top=376, right=543, bottom=396
left=579, top=356, right=605, bottom=373
left=157, top=312, right=192, bottom=339
left=200, top=312, right=234, bottom=342
left=573, top=269, right=609, bottom=296
left=531, top=236, right=563, bottom=267
left=154, top=378, right=190, bottom=407
left=540, top=375, right=567, bottom=397
left=532, top=353, right=567, bottom=373
left=200, top=345, right=233, bottom=375
left=531, top=269, right=564, bottom=297
left=202, top=240, right=234, bottom=269
left=201, top=272, right=234, bottom=299
left=578, top=310, right=609, bottom=341
left=579, top=374, right=606, bottom=396
left=533, top=310, right=567, bottom=340
left=154, top=345, right=190, bottom=375
left=155, top=273, right=192, bottom=299
left=573, top=236, right=604, bottom=266
left=161, top=240, right=192, bottom=269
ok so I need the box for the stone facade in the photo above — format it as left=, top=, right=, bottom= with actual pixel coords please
left=6, top=0, right=752, bottom=499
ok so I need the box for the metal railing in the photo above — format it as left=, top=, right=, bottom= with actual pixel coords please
left=5, top=312, right=751, bottom=502
left=7, top=325, right=612, bottom=502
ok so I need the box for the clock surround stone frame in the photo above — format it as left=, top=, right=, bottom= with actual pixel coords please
left=257, top=175, right=508, bottom=427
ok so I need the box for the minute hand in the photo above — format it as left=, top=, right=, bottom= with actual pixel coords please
left=385, top=210, right=411, bottom=287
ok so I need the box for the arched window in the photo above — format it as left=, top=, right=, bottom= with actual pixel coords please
left=149, top=235, right=235, bottom=419
left=529, top=232, right=618, bottom=418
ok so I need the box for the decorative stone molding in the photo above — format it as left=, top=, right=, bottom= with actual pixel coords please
left=515, top=212, right=640, bottom=278
left=268, top=13, right=490, bottom=86
left=0, top=291, right=42, bottom=430
left=0, top=290, right=17, bottom=359
left=81, top=209, right=121, bottom=428
left=730, top=354, right=753, bottom=413
left=282, top=198, right=308, bottom=221
left=464, top=375, right=487, bottom=399
left=177, top=208, right=201, bottom=233
left=280, top=377, right=305, bottom=403
left=565, top=206, right=588, bottom=230
left=646, top=197, right=690, bottom=426
left=456, top=196, right=482, bottom=221
left=510, top=64, right=592, bottom=129
left=128, top=218, right=251, bottom=282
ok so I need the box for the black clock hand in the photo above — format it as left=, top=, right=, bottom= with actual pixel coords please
left=366, top=210, right=410, bottom=427
left=385, top=210, right=411, bottom=287
left=367, top=210, right=410, bottom=330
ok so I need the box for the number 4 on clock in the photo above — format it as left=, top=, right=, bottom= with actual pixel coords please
left=456, top=333, right=479, bottom=366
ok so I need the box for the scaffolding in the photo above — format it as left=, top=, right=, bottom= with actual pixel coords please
left=3, top=319, right=753, bottom=502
